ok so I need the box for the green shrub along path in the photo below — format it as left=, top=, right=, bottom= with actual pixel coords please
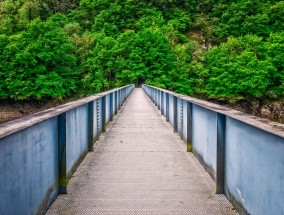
left=0, top=0, right=283, bottom=116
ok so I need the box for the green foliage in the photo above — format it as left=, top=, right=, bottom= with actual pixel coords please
left=82, top=33, right=117, bottom=93
left=213, top=0, right=284, bottom=40
left=128, top=29, right=175, bottom=88
left=0, top=0, right=79, bottom=34
left=0, top=0, right=283, bottom=106
left=81, top=29, right=175, bottom=92
left=204, top=34, right=284, bottom=101
left=0, top=19, right=77, bottom=99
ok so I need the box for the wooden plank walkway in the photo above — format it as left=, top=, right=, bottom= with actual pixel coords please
left=46, top=88, right=236, bottom=215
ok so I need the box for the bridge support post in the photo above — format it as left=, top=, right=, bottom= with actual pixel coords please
left=157, top=90, right=158, bottom=107
left=102, top=96, right=106, bottom=132
left=173, top=96, right=177, bottom=132
left=154, top=89, right=157, bottom=106
left=161, top=92, right=164, bottom=115
left=123, top=89, right=125, bottom=103
left=158, top=90, right=160, bottom=108
left=88, top=102, right=94, bottom=151
left=110, top=93, right=113, bottom=121
left=118, top=90, right=120, bottom=109
left=118, top=90, right=121, bottom=109
left=216, top=113, right=226, bottom=194
left=157, top=91, right=160, bottom=110
left=186, top=102, right=193, bottom=152
left=115, top=91, right=118, bottom=114
left=166, top=93, right=169, bottom=122
left=58, top=113, right=67, bottom=194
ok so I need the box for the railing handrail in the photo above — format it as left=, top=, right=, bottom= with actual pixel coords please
left=143, top=84, right=284, bottom=138
left=0, top=84, right=133, bottom=139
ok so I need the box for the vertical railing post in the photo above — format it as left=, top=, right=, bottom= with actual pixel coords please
left=94, top=99, right=99, bottom=139
left=123, top=89, right=125, bottom=102
left=216, top=113, right=226, bottom=194
left=156, top=89, right=158, bottom=106
left=173, top=96, right=177, bottom=132
left=186, top=102, right=193, bottom=152
left=157, top=90, right=160, bottom=110
left=161, top=92, right=164, bottom=115
left=119, top=90, right=121, bottom=107
left=110, top=93, right=113, bottom=121
left=123, top=89, right=125, bottom=103
left=88, top=102, right=94, bottom=151
left=166, top=93, right=169, bottom=122
left=119, top=90, right=121, bottom=108
left=153, top=89, right=155, bottom=104
left=118, top=90, right=120, bottom=110
left=178, top=98, right=183, bottom=138
left=114, top=91, right=118, bottom=114
left=160, top=91, right=162, bottom=110
left=156, top=90, right=158, bottom=108
left=102, top=96, right=106, bottom=132
left=58, top=113, right=67, bottom=194
left=155, top=89, right=157, bottom=106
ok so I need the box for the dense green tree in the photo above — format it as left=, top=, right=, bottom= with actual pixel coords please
left=82, top=33, right=117, bottom=93
left=127, top=29, right=175, bottom=88
left=0, top=0, right=283, bottom=109
left=0, top=19, right=77, bottom=99
left=213, top=0, right=284, bottom=41
left=204, top=34, right=283, bottom=103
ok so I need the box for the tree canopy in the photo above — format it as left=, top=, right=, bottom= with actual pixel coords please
left=0, top=0, right=283, bottom=105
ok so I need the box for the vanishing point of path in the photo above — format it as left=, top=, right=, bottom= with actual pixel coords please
left=46, top=88, right=236, bottom=215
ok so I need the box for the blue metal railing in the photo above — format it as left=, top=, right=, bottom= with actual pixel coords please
left=0, top=84, right=135, bottom=215
left=142, top=84, right=284, bottom=215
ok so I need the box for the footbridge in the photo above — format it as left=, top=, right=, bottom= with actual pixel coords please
left=0, top=85, right=283, bottom=215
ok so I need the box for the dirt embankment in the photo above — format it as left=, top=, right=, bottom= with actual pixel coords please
left=222, top=100, right=284, bottom=124
left=0, top=96, right=81, bottom=124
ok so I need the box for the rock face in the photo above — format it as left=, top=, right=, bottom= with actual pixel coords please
left=0, top=112, right=23, bottom=124
left=261, top=103, right=284, bottom=123
left=237, top=101, right=284, bottom=124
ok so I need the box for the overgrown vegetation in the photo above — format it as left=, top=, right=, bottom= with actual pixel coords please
left=0, top=0, right=283, bottom=110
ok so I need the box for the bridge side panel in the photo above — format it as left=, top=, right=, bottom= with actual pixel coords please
left=225, top=117, right=284, bottom=215
left=192, top=104, right=217, bottom=180
left=0, top=118, right=59, bottom=215
left=66, top=104, right=89, bottom=177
